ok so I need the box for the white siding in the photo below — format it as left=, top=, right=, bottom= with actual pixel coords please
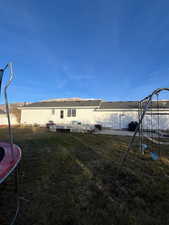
left=21, top=108, right=54, bottom=125
left=21, top=108, right=97, bottom=125
left=20, top=107, right=169, bottom=130
left=21, top=107, right=138, bottom=129
left=142, top=114, right=169, bottom=130
left=94, top=111, right=138, bottom=129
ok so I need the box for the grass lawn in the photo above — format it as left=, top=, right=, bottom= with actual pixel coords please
left=0, top=127, right=169, bottom=225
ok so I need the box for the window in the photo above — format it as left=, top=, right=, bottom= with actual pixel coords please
left=67, top=108, right=76, bottom=117
left=67, top=109, right=71, bottom=117
left=72, top=109, right=76, bottom=117
left=60, top=110, right=64, bottom=119
left=52, top=108, right=55, bottom=115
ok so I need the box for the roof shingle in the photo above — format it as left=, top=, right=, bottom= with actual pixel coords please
left=22, top=100, right=169, bottom=109
left=23, top=100, right=101, bottom=108
left=100, top=101, right=169, bottom=109
left=100, top=101, right=138, bottom=109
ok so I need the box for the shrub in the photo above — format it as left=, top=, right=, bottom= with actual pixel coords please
left=95, top=124, right=102, bottom=130
left=11, top=107, right=21, bottom=123
left=128, top=121, right=138, bottom=131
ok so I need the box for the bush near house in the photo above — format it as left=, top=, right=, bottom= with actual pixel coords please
left=128, top=121, right=138, bottom=131
left=95, top=124, right=102, bottom=130
left=11, top=107, right=21, bottom=123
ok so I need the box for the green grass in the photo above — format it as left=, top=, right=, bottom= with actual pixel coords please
left=0, top=127, right=169, bottom=225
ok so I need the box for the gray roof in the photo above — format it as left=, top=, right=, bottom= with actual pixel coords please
left=23, top=100, right=101, bottom=108
left=100, top=101, right=169, bottom=109
left=100, top=101, right=138, bottom=109
left=22, top=100, right=169, bottom=109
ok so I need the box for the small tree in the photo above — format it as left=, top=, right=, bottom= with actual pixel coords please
left=128, top=121, right=138, bottom=131
left=11, top=107, right=21, bottom=123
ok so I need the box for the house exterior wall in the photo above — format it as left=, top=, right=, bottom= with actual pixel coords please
left=20, top=107, right=139, bottom=129
left=94, top=110, right=138, bottom=129
left=21, top=108, right=97, bottom=125
left=20, top=107, right=169, bottom=130
left=21, top=108, right=56, bottom=125
left=142, top=112, right=169, bottom=130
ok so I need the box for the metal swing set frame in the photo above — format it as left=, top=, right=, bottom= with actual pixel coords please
left=119, top=88, right=169, bottom=169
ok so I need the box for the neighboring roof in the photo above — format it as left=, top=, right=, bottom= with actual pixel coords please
left=40, top=98, right=100, bottom=102
left=22, top=100, right=102, bottom=108
left=0, top=109, right=5, bottom=114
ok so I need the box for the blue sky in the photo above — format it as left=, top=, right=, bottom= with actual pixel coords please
left=1, top=0, right=169, bottom=103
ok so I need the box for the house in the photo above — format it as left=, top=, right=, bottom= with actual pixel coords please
left=0, top=109, right=18, bottom=126
left=20, top=98, right=169, bottom=130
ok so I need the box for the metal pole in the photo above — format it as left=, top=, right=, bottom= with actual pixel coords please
left=118, top=96, right=152, bottom=172
left=4, top=63, right=14, bottom=161
left=138, top=102, right=141, bottom=152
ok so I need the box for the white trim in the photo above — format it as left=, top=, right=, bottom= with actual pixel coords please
left=95, top=108, right=169, bottom=112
